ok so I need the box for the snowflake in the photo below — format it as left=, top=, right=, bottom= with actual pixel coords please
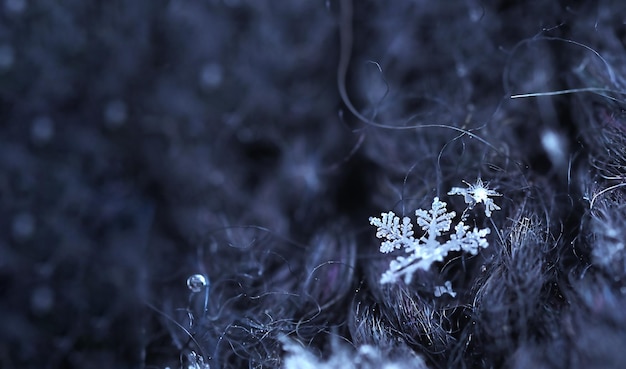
left=370, top=196, right=492, bottom=285
left=186, top=351, right=210, bottom=369
left=434, top=280, right=456, bottom=298
left=281, top=339, right=428, bottom=369
left=448, top=178, right=501, bottom=217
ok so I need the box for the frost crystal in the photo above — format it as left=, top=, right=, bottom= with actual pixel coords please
left=434, top=281, right=456, bottom=297
left=187, top=351, right=210, bottom=369
left=448, top=178, right=501, bottom=217
left=370, top=188, right=497, bottom=286
left=281, top=339, right=428, bottom=369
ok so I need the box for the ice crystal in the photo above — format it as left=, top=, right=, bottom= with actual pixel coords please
left=370, top=181, right=500, bottom=286
left=434, top=281, right=457, bottom=297
left=448, top=178, right=501, bottom=217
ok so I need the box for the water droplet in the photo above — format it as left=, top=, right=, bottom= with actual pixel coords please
left=187, top=274, right=207, bottom=293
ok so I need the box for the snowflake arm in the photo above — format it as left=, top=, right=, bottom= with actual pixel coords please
left=369, top=211, right=414, bottom=253
left=446, top=222, right=491, bottom=255
left=415, top=197, right=455, bottom=236
left=380, top=253, right=419, bottom=284
left=434, top=281, right=457, bottom=298
left=448, top=178, right=501, bottom=217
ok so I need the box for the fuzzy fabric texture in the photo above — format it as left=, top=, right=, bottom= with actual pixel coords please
left=1, top=1, right=626, bottom=368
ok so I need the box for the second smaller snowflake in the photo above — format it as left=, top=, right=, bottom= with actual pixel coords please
left=448, top=178, right=501, bottom=218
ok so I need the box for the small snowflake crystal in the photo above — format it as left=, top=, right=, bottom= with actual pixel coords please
left=434, top=281, right=456, bottom=297
left=448, top=178, right=501, bottom=217
left=187, top=351, right=210, bottom=369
